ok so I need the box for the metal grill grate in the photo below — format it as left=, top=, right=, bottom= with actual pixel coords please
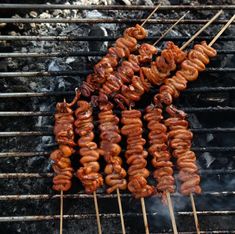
left=0, top=3, right=235, bottom=234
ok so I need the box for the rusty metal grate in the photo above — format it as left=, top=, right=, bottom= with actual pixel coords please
left=0, top=3, right=235, bottom=234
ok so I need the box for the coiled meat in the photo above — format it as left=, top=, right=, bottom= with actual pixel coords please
left=98, top=93, right=127, bottom=194
left=144, top=99, right=174, bottom=203
left=74, top=100, right=103, bottom=193
left=158, top=41, right=217, bottom=105
left=81, top=24, right=148, bottom=97
left=165, top=105, right=201, bottom=195
left=141, top=41, right=186, bottom=86
left=121, top=109, right=154, bottom=198
left=100, top=43, right=157, bottom=97
left=50, top=91, right=80, bottom=192
left=114, top=41, right=186, bottom=109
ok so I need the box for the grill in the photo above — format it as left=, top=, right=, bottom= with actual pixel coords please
left=0, top=3, right=235, bottom=234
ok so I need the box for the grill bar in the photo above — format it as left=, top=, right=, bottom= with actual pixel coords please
left=1, top=107, right=235, bottom=117
left=0, top=35, right=234, bottom=42
left=0, top=50, right=233, bottom=58
left=0, top=170, right=233, bottom=179
left=0, top=19, right=233, bottom=24
left=0, top=173, right=53, bottom=178
left=0, top=128, right=234, bottom=137
left=0, top=211, right=234, bottom=223
left=0, top=4, right=234, bottom=10
left=0, top=152, right=49, bottom=157
left=0, top=191, right=234, bottom=201
left=0, top=86, right=234, bottom=98
left=1, top=147, right=235, bottom=158
left=0, top=68, right=234, bottom=78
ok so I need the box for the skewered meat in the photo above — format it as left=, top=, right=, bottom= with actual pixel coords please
left=144, top=97, right=174, bottom=203
left=121, top=109, right=154, bottom=198
left=141, top=41, right=186, bottom=86
left=165, top=105, right=201, bottom=195
left=157, top=41, right=217, bottom=105
left=74, top=100, right=103, bottom=193
left=114, top=41, right=186, bottom=109
left=98, top=93, right=127, bottom=194
left=50, top=91, right=80, bottom=191
left=81, top=24, right=148, bottom=97
left=100, top=44, right=157, bottom=97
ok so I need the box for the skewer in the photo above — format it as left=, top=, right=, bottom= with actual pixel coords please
left=141, top=4, right=161, bottom=27
left=128, top=105, right=149, bottom=234
left=60, top=190, right=63, bottom=234
left=209, top=14, right=235, bottom=46
left=180, top=10, right=223, bottom=50
left=166, top=192, right=178, bottom=234
left=93, top=191, right=102, bottom=234
left=58, top=99, right=66, bottom=234
left=190, top=193, right=200, bottom=234
left=140, top=197, right=150, bottom=234
left=153, top=11, right=190, bottom=46
left=116, top=188, right=126, bottom=234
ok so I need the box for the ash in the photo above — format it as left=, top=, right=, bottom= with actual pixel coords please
left=0, top=0, right=235, bottom=233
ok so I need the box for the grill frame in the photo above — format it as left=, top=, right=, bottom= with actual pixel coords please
left=0, top=3, right=235, bottom=234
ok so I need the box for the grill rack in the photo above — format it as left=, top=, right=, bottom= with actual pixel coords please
left=0, top=3, right=235, bottom=234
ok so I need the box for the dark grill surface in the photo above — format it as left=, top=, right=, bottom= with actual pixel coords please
left=0, top=3, right=235, bottom=234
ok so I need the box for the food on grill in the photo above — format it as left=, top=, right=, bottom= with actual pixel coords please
left=121, top=109, right=154, bottom=198
left=144, top=99, right=175, bottom=202
left=157, top=41, right=217, bottom=105
left=165, top=105, right=201, bottom=195
left=81, top=24, right=148, bottom=97
left=100, top=43, right=157, bottom=96
left=50, top=92, right=80, bottom=191
left=141, top=41, right=186, bottom=85
left=98, top=93, right=127, bottom=194
left=114, top=41, right=186, bottom=109
left=114, top=75, right=148, bottom=109
left=74, top=100, right=103, bottom=193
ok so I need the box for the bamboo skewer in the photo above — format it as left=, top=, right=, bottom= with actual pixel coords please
left=166, top=192, right=178, bottom=234
left=153, top=11, right=190, bottom=46
left=116, top=188, right=126, bottom=234
left=141, top=4, right=161, bottom=27
left=190, top=193, right=200, bottom=234
left=180, top=10, right=223, bottom=50
left=140, top=197, right=150, bottom=234
left=209, top=14, right=235, bottom=47
left=127, top=106, right=149, bottom=234
left=93, top=191, right=102, bottom=234
left=60, top=190, right=63, bottom=234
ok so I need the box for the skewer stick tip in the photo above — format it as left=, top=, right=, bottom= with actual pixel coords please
left=60, top=190, right=63, bottom=234
left=153, top=10, right=190, bottom=46
left=140, top=197, right=150, bottom=234
left=190, top=193, right=200, bottom=234
left=166, top=192, right=178, bottom=234
left=141, top=4, right=161, bottom=27
left=93, top=191, right=102, bottom=234
left=180, top=9, right=224, bottom=50
left=116, top=189, right=126, bottom=234
left=209, top=14, right=235, bottom=47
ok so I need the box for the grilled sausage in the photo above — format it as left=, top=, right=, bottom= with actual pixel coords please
left=75, top=100, right=103, bottom=193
